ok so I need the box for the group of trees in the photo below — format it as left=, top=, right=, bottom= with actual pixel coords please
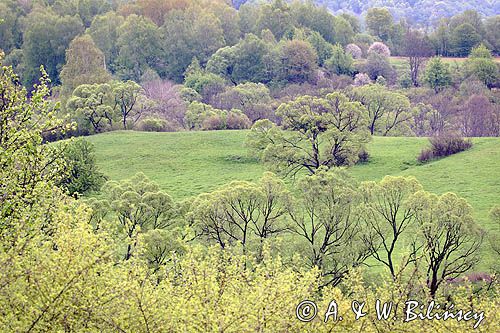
left=2, top=0, right=498, bottom=87
left=1, top=0, right=498, bottom=139
left=1, top=33, right=499, bottom=332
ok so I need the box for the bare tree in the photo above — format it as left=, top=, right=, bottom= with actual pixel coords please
left=403, top=30, right=433, bottom=87
left=142, top=79, right=187, bottom=127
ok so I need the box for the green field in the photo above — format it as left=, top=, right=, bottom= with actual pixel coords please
left=87, top=130, right=500, bottom=269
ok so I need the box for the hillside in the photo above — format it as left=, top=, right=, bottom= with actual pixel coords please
left=87, top=130, right=500, bottom=269
left=239, top=0, right=498, bottom=24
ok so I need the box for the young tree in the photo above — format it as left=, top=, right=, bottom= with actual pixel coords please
left=424, top=57, right=452, bottom=93
left=103, top=173, right=176, bottom=260
left=410, top=191, right=484, bottom=297
left=66, top=83, right=114, bottom=134
left=351, top=84, right=412, bottom=135
left=247, top=92, right=370, bottom=176
left=189, top=173, right=290, bottom=256
left=290, top=168, right=370, bottom=286
left=111, top=80, right=144, bottom=129
left=360, top=176, right=423, bottom=279
left=465, top=44, right=499, bottom=88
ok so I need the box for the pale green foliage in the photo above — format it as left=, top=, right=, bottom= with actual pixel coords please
left=111, top=80, right=143, bottom=129
left=189, top=172, right=291, bottom=256
left=290, top=168, right=370, bottom=286
left=0, top=61, right=72, bottom=238
left=351, top=84, right=412, bottom=136
left=66, top=80, right=147, bottom=133
left=410, top=191, right=484, bottom=296
left=489, top=206, right=500, bottom=267
left=248, top=93, right=370, bottom=176
left=360, top=176, right=423, bottom=278
left=66, top=83, right=114, bottom=133
left=103, top=172, right=176, bottom=259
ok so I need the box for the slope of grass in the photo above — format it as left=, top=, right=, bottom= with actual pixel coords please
left=88, top=130, right=500, bottom=269
left=87, top=130, right=265, bottom=199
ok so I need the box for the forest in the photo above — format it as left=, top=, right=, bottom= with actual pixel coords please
left=0, top=0, right=499, bottom=331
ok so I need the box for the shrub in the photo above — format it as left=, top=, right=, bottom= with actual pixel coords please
left=353, top=73, right=371, bottom=86
left=398, top=72, right=413, bottom=88
left=357, top=148, right=370, bottom=163
left=138, top=117, right=171, bottom=132
left=418, top=135, right=473, bottom=163
left=57, top=138, right=107, bottom=196
left=375, top=75, right=387, bottom=86
left=226, top=111, right=251, bottom=129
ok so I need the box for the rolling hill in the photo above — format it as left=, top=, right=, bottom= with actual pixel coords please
left=87, top=130, right=500, bottom=269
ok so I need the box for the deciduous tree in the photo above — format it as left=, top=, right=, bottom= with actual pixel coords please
left=410, top=191, right=484, bottom=297
left=351, top=84, right=412, bottom=135
left=247, top=92, right=370, bottom=176
left=290, top=168, right=370, bottom=286
left=60, top=34, right=111, bottom=96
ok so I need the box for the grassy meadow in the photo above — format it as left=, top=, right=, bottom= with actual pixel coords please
left=87, top=130, right=500, bottom=269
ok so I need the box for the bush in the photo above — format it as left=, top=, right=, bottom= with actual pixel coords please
left=418, top=135, right=473, bottom=163
left=353, top=73, right=371, bottom=86
left=57, top=138, right=107, bottom=196
left=138, top=117, right=178, bottom=132
left=357, top=148, right=370, bottom=163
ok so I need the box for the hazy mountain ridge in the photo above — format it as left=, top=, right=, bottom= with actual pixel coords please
left=236, top=0, right=499, bottom=25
